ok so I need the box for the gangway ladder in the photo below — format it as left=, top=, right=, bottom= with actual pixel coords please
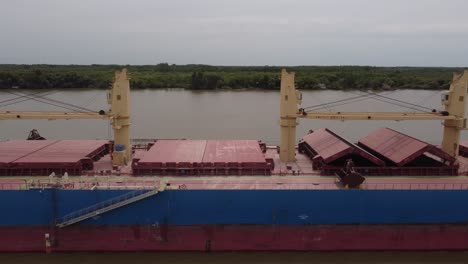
left=55, top=184, right=166, bottom=228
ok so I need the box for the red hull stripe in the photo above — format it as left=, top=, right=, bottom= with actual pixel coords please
left=2, top=225, right=468, bottom=252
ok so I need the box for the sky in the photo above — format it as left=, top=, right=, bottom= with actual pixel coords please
left=1, top=0, right=467, bottom=66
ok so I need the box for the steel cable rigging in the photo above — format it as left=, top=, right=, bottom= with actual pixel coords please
left=0, top=90, right=58, bottom=105
left=356, top=91, right=435, bottom=112
left=303, top=92, right=389, bottom=111
left=301, top=90, right=437, bottom=113
left=1, top=90, right=98, bottom=113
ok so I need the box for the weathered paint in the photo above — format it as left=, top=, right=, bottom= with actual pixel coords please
left=358, top=128, right=455, bottom=166
left=2, top=224, right=468, bottom=252
left=300, top=128, right=384, bottom=165
left=2, top=182, right=468, bottom=251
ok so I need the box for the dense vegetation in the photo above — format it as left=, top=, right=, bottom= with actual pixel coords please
left=0, top=64, right=463, bottom=90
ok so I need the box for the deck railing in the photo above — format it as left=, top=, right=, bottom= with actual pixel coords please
left=1, top=178, right=468, bottom=191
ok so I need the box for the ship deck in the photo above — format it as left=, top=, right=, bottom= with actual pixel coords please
left=2, top=147, right=468, bottom=191
left=2, top=139, right=468, bottom=191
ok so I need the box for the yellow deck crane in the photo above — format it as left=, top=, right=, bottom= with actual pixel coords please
left=279, top=69, right=468, bottom=162
left=0, top=69, right=132, bottom=166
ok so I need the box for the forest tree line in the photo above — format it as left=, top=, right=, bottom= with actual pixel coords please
left=0, top=64, right=463, bottom=90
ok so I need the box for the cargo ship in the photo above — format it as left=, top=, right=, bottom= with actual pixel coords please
left=1, top=69, right=468, bottom=252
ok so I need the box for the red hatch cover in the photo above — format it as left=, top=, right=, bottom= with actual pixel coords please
left=299, top=128, right=385, bottom=166
left=137, top=139, right=207, bottom=166
left=0, top=140, right=56, bottom=167
left=358, top=128, right=455, bottom=166
left=0, top=140, right=109, bottom=176
left=133, top=139, right=271, bottom=176
left=202, top=140, right=267, bottom=166
left=459, top=141, right=468, bottom=157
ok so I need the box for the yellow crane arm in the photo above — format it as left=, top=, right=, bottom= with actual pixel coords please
left=0, top=69, right=131, bottom=166
left=298, top=111, right=458, bottom=121
left=279, top=69, right=468, bottom=161
left=0, top=111, right=109, bottom=120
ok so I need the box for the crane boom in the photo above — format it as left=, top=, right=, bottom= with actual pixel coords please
left=297, top=111, right=457, bottom=121
left=0, top=111, right=108, bottom=120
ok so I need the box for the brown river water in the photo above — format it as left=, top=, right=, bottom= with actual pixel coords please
left=1, top=88, right=467, bottom=144
left=1, top=89, right=468, bottom=262
left=1, top=252, right=468, bottom=264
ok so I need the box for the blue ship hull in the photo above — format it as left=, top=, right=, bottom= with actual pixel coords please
left=1, top=189, right=468, bottom=252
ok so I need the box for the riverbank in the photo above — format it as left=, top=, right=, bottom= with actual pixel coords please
left=0, top=64, right=461, bottom=90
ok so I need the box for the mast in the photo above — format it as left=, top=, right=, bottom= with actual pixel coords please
left=108, top=69, right=132, bottom=165
left=441, top=70, right=468, bottom=156
left=279, top=69, right=301, bottom=162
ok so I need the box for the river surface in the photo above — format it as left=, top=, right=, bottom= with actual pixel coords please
left=1, top=88, right=468, bottom=262
left=1, top=252, right=468, bottom=264
left=1, top=88, right=467, bottom=145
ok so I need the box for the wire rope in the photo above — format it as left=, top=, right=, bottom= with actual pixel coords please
left=301, top=87, right=437, bottom=113
left=357, top=90, right=435, bottom=111
left=3, top=91, right=97, bottom=113
left=0, top=90, right=58, bottom=105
